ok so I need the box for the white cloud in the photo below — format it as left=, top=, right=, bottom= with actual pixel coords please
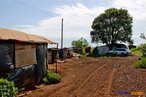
left=111, top=0, right=146, bottom=45
left=111, top=0, right=146, bottom=21
left=14, top=3, right=107, bottom=46
left=14, top=1, right=146, bottom=46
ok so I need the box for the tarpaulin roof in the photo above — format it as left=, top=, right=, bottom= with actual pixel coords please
left=0, top=28, right=57, bottom=44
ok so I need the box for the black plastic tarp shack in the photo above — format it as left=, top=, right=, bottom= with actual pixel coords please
left=8, top=44, right=48, bottom=88
left=0, top=42, right=48, bottom=88
left=0, top=28, right=56, bottom=88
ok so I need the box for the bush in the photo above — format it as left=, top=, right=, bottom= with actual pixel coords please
left=0, top=79, right=17, bottom=97
left=81, top=48, right=86, bottom=55
left=134, top=58, right=146, bottom=69
left=43, top=71, right=61, bottom=84
left=134, top=43, right=146, bottom=57
left=131, top=48, right=138, bottom=52
left=139, top=44, right=146, bottom=57
left=131, top=47, right=142, bottom=57
left=131, top=48, right=142, bottom=57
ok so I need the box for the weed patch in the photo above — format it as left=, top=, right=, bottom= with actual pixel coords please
left=43, top=71, right=61, bottom=84
left=134, top=58, right=146, bottom=69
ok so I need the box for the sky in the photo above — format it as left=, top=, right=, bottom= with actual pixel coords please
left=0, top=0, right=146, bottom=47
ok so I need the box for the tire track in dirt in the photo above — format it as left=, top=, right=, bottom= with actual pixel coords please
left=24, top=57, right=138, bottom=97
left=44, top=59, right=107, bottom=97
left=68, top=63, right=108, bottom=96
left=111, top=56, right=145, bottom=97
left=69, top=59, right=124, bottom=97
left=48, top=59, right=117, bottom=97
left=105, top=69, right=117, bottom=97
left=87, top=61, right=121, bottom=97
left=84, top=58, right=134, bottom=97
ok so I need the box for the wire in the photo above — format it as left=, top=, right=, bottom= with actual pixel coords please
left=13, top=0, right=55, bottom=17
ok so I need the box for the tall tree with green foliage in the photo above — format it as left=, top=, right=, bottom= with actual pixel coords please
left=90, top=8, right=133, bottom=45
left=72, top=37, right=89, bottom=48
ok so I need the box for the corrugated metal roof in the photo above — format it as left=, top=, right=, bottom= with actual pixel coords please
left=0, top=28, right=56, bottom=44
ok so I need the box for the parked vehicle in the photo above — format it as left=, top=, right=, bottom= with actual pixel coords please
left=109, top=48, right=130, bottom=56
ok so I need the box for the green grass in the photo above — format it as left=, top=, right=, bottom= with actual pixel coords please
left=132, top=50, right=142, bottom=57
left=134, top=58, right=146, bottom=69
left=130, top=48, right=142, bottom=57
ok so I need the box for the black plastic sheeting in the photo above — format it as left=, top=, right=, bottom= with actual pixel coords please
left=35, top=45, right=47, bottom=83
left=0, top=42, right=48, bottom=88
left=8, top=65, right=37, bottom=88
left=0, top=43, right=14, bottom=76
left=59, top=49, right=64, bottom=59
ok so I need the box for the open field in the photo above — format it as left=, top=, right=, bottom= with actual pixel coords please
left=21, top=56, right=146, bottom=97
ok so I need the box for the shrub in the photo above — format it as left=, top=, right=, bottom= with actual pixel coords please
left=43, top=71, right=61, bottom=84
left=131, top=48, right=142, bottom=57
left=134, top=43, right=146, bottom=57
left=0, top=79, right=17, bottom=97
left=139, top=44, right=146, bottom=57
left=131, top=48, right=138, bottom=52
left=81, top=48, right=86, bottom=55
left=134, top=58, right=146, bottom=69
left=131, top=47, right=142, bottom=57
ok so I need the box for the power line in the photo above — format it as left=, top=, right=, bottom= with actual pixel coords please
left=13, top=0, right=55, bottom=17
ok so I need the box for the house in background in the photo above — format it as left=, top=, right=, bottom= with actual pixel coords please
left=0, top=28, right=56, bottom=88
left=48, top=47, right=73, bottom=64
left=48, top=48, right=59, bottom=64
left=98, top=45, right=109, bottom=55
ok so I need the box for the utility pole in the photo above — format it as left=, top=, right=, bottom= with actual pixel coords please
left=61, top=18, right=63, bottom=48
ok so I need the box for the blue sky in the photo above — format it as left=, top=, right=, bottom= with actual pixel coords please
left=0, top=0, right=109, bottom=27
left=0, top=0, right=146, bottom=47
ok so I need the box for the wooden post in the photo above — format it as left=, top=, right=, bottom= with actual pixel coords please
left=55, top=43, right=59, bottom=73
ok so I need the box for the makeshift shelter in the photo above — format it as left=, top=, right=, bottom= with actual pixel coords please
left=0, top=28, right=56, bottom=88
left=98, top=46, right=109, bottom=55
left=47, top=47, right=73, bottom=64
left=48, top=48, right=59, bottom=64
left=64, top=48, right=72, bottom=59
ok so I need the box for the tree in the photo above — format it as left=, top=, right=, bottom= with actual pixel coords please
left=140, top=33, right=146, bottom=40
left=72, top=37, right=89, bottom=48
left=90, top=8, right=133, bottom=45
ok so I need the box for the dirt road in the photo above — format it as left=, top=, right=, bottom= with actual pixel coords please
left=23, top=56, right=146, bottom=97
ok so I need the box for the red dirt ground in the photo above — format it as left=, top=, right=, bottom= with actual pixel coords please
left=19, top=56, right=146, bottom=97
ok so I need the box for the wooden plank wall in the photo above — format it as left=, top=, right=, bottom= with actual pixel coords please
left=15, top=43, right=37, bottom=68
